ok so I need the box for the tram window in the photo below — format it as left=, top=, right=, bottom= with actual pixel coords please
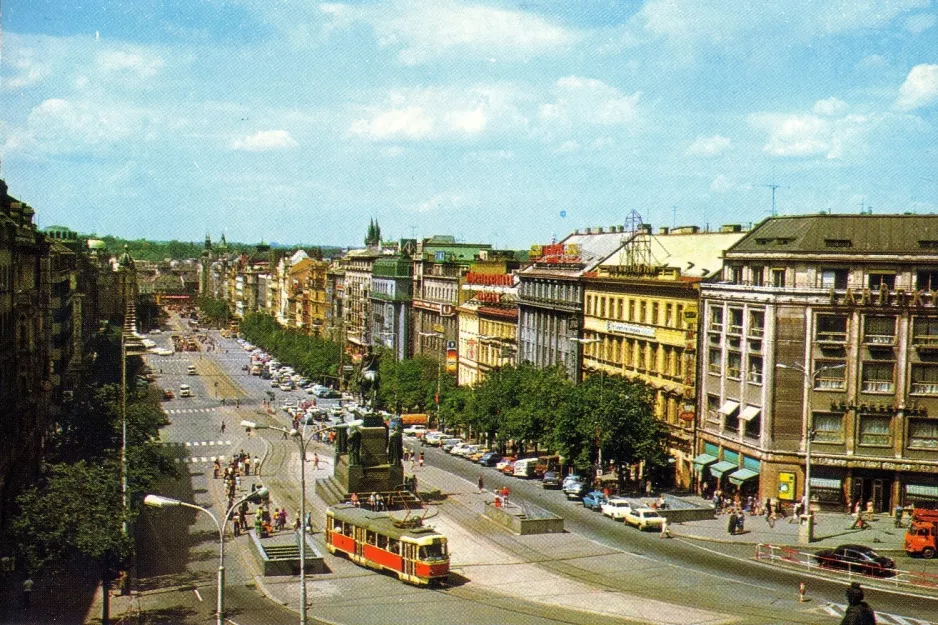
left=343, top=524, right=353, bottom=537
left=418, top=543, right=446, bottom=560
left=332, top=519, right=343, bottom=532
left=366, top=530, right=377, bottom=545
left=377, top=534, right=388, bottom=550
left=387, top=538, right=400, bottom=554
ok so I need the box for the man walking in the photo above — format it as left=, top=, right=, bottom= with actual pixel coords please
left=477, top=474, right=485, bottom=494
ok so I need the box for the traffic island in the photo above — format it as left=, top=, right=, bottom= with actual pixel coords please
left=484, top=500, right=564, bottom=535
left=248, top=530, right=324, bottom=576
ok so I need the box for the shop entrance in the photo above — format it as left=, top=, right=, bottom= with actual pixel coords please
left=851, top=474, right=893, bottom=514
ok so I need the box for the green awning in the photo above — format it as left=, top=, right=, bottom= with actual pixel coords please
left=692, top=453, right=718, bottom=469
left=709, top=461, right=738, bottom=479
left=728, top=468, right=760, bottom=486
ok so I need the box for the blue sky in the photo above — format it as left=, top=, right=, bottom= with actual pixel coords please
left=2, top=1, right=937, bottom=248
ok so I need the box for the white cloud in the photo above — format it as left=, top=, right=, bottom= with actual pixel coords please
left=446, top=108, right=487, bottom=134
left=554, top=140, right=580, bottom=154
left=231, top=130, right=299, bottom=151
left=96, top=49, right=165, bottom=78
left=321, top=0, right=577, bottom=65
left=895, top=64, right=938, bottom=111
left=685, top=134, right=730, bottom=156
left=748, top=111, right=871, bottom=159
left=3, top=54, right=50, bottom=91
left=710, top=175, right=734, bottom=193
left=812, top=97, right=848, bottom=116
left=539, top=76, right=640, bottom=128
left=14, top=98, right=148, bottom=153
left=905, top=13, right=937, bottom=32
left=349, top=107, right=434, bottom=141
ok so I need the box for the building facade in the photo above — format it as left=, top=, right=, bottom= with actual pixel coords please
left=370, top=254, right=413, bottom=362
left=698, top=215, right=938, bottom=513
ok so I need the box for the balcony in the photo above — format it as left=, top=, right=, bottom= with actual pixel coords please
left=816, top=331, right=847, bottom=344
left=864, top=334, right=895, bottom=347
left=913, top=335, right=938, bottom=352
left=862, top=381, right=895, bottom=394
left=815, top=377, right=846, bottom=391
left=911, top=382, right=938, bottom=395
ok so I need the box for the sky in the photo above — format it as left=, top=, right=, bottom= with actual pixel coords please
left=1, top=1, right=937, bottom=249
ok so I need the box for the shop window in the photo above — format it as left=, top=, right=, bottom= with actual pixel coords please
left=812, top=412, right=844, bottom=443
left=816, top=315, right=848, bottom=343
left=868, top=273, right=895, bottom=290
left=859, top=415, right=892, bottom=447
left=861, top=362, right=895, bottom=394
left=863, top=316, right=895, bottom=345
left=911, top=365, right=938, bottom=395
left=908, top=419, right=938, bottom=449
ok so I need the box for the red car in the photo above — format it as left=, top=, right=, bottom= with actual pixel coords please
left=162, top=389, right=175, bottom=400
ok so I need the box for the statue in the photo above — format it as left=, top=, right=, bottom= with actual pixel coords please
left=348, top=421, right=363, bottom=466
left=387, top=421, right=403, bottom=466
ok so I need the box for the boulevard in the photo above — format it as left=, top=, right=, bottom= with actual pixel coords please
left=123, top=316, right=938, bottom=625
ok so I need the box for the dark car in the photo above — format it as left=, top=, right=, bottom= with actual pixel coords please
left=478, top=452, right=503, bottom=467
left=563, top=480, right=590, bottom=500
left=541, top=470, right=562, bottom=489
left=814, top=544, right=897, bottom=577
left=582, top=491, right=608, bottom=511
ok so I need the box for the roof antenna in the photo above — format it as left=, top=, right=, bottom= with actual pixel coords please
left=761, top=181, right=789, bottom=216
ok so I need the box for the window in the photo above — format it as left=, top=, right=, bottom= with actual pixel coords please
left=617, top=298, right=623, bottom=320
left=816, top=315, right=848, bottom=343
left=911, top=365, right=938, bottom=395
left=727, top=352, right=741, bottom=379
left=710, top=307, right=724, bottom=332
left=728, top=265, right=743, bottom=284
left=771, top=268, right=786, bottom=287
left=863, top=316, right=895, bottom=344
left=859, top=415, right=892, bottom=447
left=814, top=361, right=846, bottom=390
left=749, top=310, right=765, bottom=337
left=628, top=299, right=635, bottom=321
left=652, top=302, right=659, bottom=325
left=868, top=273, right=895, bottom=290
left=728, top=308, right=743, bottom=335
left=751, top=266, right=764, bottom=286
left=908, top=419, right=938, bottom=449
left=813, top=412, right=844, bottom=443
left=665, top=304, right=673, bottom=326
left=916, top=270, right=938, bottom=291
left=862, top=362, right=895, bottom=393
left=640, top=301, right=647, bottom=323
left=708, top=348, right=722, bottom=375
left=600, top=297, right=606, bottom=318
left=706, top=395, right=721, bottom=425
left=913, top=317, right=938, bottom=347
left=748, top=356, right=763, bottom=385
left=586, top=295, right=594, bottom=316
left=819, top=268, right=848, bottom=290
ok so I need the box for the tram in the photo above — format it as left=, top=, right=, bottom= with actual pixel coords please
left=325, top=505, right=449, bottom=585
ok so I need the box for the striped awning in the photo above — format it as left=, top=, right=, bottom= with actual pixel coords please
left=709, top=461, right=738, bottom=479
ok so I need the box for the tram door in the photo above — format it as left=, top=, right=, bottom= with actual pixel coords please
left=403, top=543, right=417, bottom=579
left=355, top=527, right=365, bottom=558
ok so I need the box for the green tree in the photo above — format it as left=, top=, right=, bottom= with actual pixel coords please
left=196, top=296, right=231, bottom=327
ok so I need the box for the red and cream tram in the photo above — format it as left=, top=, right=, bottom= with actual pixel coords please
left=325, top=505, right=449, bottom=585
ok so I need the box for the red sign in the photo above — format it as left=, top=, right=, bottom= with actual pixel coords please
left=465, top=272, right=514, bottom=286
left=476, top=292, right=501, bottom=304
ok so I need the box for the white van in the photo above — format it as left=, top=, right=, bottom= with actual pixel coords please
left=513, top=457, right=538, bottom=478
left=179, top=384, right=193, bottom=397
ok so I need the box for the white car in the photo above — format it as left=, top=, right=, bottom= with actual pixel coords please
left=402, top=425, right=427, bottom=438
left=601, top=498, right=634, bottom=521
left=623, top=507, right=665, bottom=531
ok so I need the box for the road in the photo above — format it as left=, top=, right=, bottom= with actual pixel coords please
left=136, top=317, right=938, bottom=625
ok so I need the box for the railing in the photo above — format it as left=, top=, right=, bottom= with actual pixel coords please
left=862, top=381, right=895, bottom=393
left=864, top=334, right=895, bottom=345
left=708, top=363, right=722, bottom=375
left=911, top=382, right=938, bottom=395
left=709, top=323, right=724, bottom=333
left=728, top=324, right=743, bottom=335
left=755, top=543, right=938, bottom=592
left=749, top=327, right=764, bottom=338
left=748, top=371, right=763, bottom=385
left=913, top=335, right=938, bottom=348
left=815, top=377, right=846, bottom=390
left=816, top=331, right=847, bottom=343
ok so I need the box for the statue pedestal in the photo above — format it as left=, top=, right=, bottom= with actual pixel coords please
left=332, top=424, right=405, bottom=496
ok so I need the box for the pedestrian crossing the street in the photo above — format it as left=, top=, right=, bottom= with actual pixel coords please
left=808, top=603, right=932, bottom=625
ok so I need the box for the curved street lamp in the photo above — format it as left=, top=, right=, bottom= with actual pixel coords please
left=144, top=486, right=268, bottom=625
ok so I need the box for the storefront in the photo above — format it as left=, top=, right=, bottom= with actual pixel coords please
left=727, top=455, right=760, bottom=497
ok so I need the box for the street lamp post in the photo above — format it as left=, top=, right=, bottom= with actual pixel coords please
left=776, top=361, right=846, bottom=544
left=144, top=487, right=268, bottom=625
left=119, top=332, right=145, bottom=595
left=241, top=420, right=332, bottom=625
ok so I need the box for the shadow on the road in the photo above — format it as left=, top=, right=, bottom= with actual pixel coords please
left=138, top=604, right=200, bottom=624
left=440, top=572, right=470, bottom=588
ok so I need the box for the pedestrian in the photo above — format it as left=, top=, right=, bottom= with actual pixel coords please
left=419, top=451, right=424, bottom=468
left=213, top=458, right=221, bottom=479
left=369, top=492, right=377, bottom=510
left=840, top=582, right=876, bottom=625
left=411, top=474, right=418, bottom=494
left=377, top=493, right=385, bottom=511
left=21, top=576, right=33, bottom=610
left=736, top=512, right=745, bottom=534
left=313, top=453, right=320, bottom=470
left=350, top=492, right=359, bottom=507
left=851, top=505, right=869, bottom=530
left=243, top=456, right=251, bottom=475
left=660, top=516, right=673, bottom=539
left=501, top=486, right=510, bottom=505
left=278, top=508, right=287, bottom=531
left=254, top=455, right=260, bottom=475
left=220, top=420, right=226, bottom=433
left=478, top=474, right=485, bottom=494
left=728, top=509, right=738, bottom=535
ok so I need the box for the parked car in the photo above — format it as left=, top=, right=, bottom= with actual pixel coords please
left=541, top=470, right=562, bottom=489
left=513, top=457, right=538, bottom=478
left=403, top=425, right=427, bottom=438
left=562, top=474, right=583, bottom=489
left=814, top=544, right=897, bottom=577
left=498, top=460, right=516, bottom=475
left=422, top=431, right=445, bottom=446
left=440, top=438, right=463, bottom=453
left=601, top=498, right=633, bottom=521
left=582, top=491, right=608, bottom=511
left=563, top=480, right=590, bottom=499
left=478, top=452, right=503, bottom=467
left=624, top=508, right=665, bottom=531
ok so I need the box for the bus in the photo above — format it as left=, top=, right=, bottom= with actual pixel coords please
left=325, top=505, right=449, bottom=585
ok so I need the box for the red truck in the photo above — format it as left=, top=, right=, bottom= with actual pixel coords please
left=904, top=507, right=938, bottom=558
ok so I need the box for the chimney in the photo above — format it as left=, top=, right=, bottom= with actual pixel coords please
left=659, top=226, right=670, bottom=235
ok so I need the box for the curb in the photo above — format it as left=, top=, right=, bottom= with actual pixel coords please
left=670, top=528, right=908, bottom=553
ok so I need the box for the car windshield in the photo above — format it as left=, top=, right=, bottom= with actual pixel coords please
left=642, top=511, right=661, bottom=518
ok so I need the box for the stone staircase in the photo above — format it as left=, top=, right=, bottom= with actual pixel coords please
left=315, top=476, right=423, bottom=510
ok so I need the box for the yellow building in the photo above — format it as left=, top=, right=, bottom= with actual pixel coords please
left=581, top=225, right=746, bottom=489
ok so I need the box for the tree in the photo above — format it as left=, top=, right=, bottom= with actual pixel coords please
left=364, top=219, right=381, bottom=247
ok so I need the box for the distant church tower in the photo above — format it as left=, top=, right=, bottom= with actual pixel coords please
left=199, top=233, right=212, bottom=295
